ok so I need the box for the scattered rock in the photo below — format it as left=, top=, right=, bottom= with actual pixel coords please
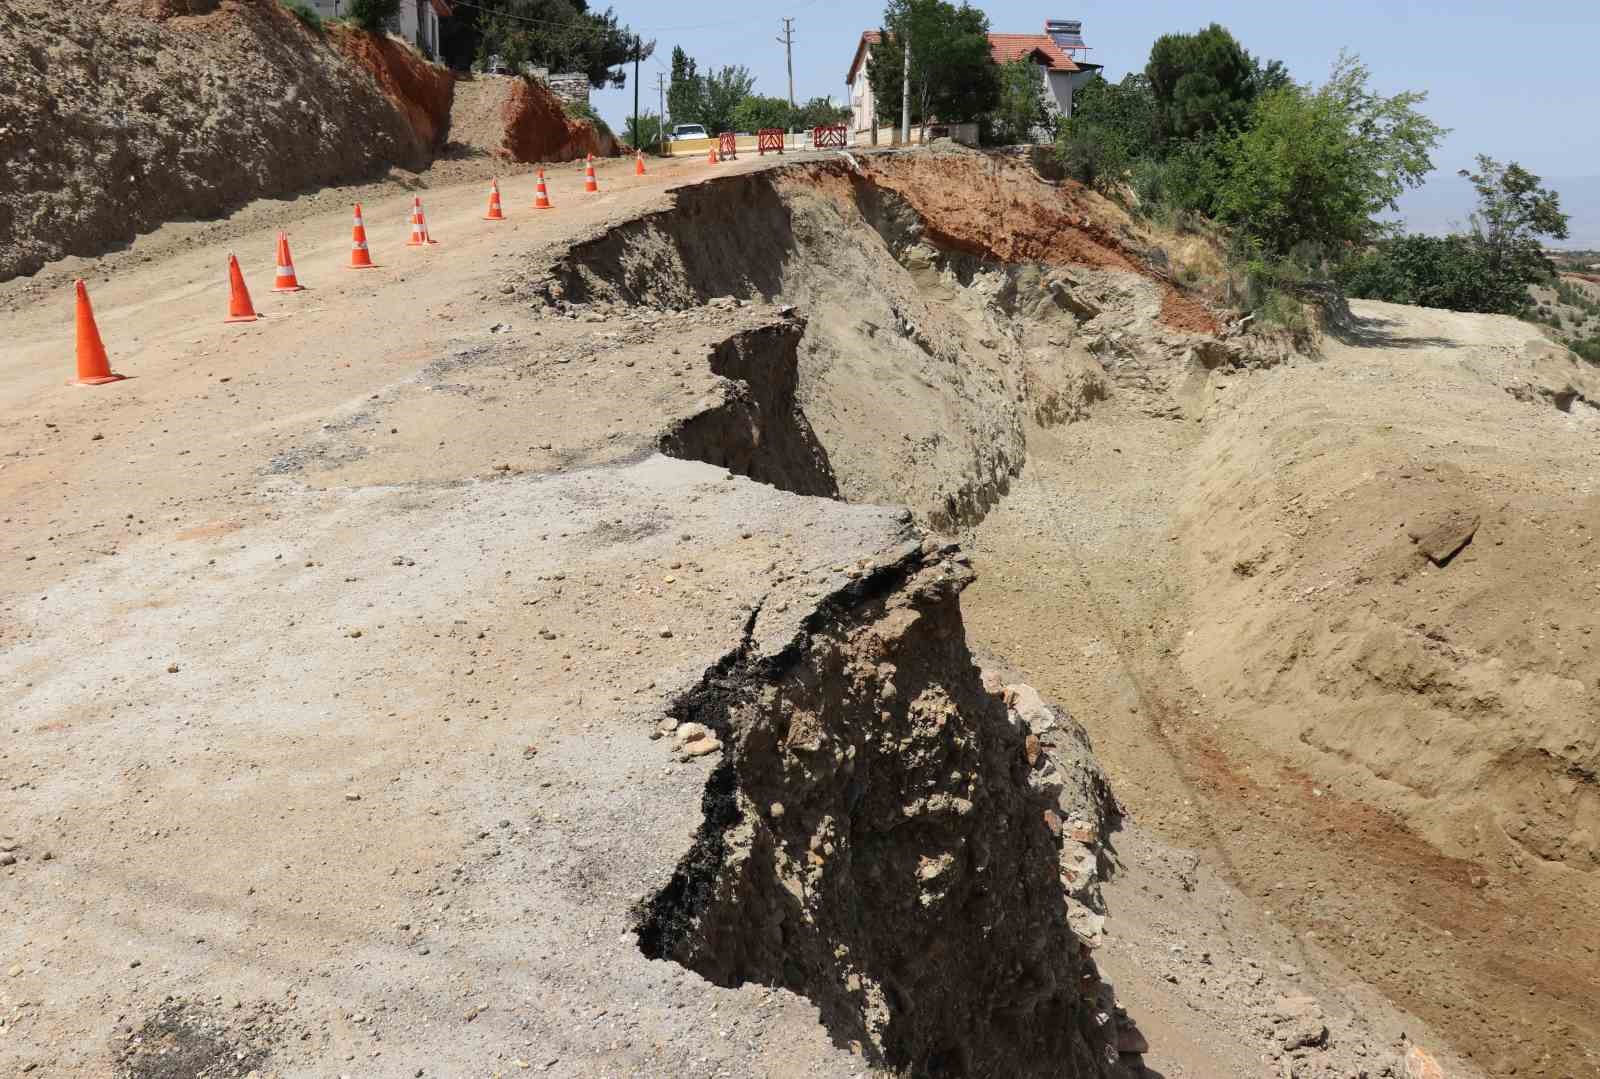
left=1409, top=510, right=1479, bottom=566
left=674, top=723, right=711, bottom=746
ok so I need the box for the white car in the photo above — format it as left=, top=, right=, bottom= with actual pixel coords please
left=669, top=124, right=709, bottom=141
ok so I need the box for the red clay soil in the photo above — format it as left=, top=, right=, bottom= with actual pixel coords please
left=857, top=152, right=1220, bottom=334
left=502, top=78, right=619, bottom=162
left=330, top=26, right=454, bottom=153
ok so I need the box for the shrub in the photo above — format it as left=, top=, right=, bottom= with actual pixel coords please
left=562, top=98, right=611, bottom=136
left=1337, top=233, right=1531, bottom=315
left=346, top=0, right=399, bottom=33
left=283, top=0, right=322, bottom=30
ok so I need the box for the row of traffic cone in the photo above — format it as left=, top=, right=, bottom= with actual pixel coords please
left=72, top=155, right=646, bottom=385
left=482, top=154, right=632, bottom=219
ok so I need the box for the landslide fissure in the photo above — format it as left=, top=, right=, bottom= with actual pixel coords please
left=545, top=151, right=1218, bottom=1075
left=636, top=541, right=1126, bottom=1077
left=544, top=155, right=1215, bottom=531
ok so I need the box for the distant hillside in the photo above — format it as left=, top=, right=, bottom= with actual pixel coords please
left=1393, top=172, right=1600, bottom=248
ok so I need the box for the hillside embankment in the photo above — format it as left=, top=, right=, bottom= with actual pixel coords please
left=548, top=145, right=1599, bottom=1076
left=0, top=0, right=614, bottom=285
left=0, top=0, right=452, bottom=280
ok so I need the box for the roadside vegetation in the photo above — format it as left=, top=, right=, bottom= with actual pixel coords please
left=1045, top=22, right=1577, bottom=343
left=666, top=47, right=849, bottom=139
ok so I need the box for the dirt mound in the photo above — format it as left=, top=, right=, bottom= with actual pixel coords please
left=446, top=74, right=618, bottom=162
left=0, top=0, right=443, bottom=281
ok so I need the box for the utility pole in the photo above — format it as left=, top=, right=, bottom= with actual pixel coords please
left=899, top=31, right=911, bottom=145
left=632, top=33, right=641, bottom=151
left=777, top=17, right=796, bottom=110
left=657, top=72, right=669, bottom=155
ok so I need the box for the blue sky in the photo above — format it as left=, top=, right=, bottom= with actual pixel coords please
left=593, top=1, right=1600, bottom=243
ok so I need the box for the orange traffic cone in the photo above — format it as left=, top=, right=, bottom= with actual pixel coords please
left=70, top=280, right=124, bottom=386
left=707, top=144, right=718, bottom=165
left=271, top=231, right=305, bottom=292
left=349, top=203, right=375, bottom=269
left=533, top=168, right=553, bottom=210
left=584, top=157, right=599, bottom=193
left=407, top=198, right=426, bottom=247
left=635, top=150, right=646, bottom=176
left=224, top=253, right=258, bottom=324
left=484, top=178, right=505, bottom=221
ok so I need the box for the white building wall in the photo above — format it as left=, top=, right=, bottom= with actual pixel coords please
left=851, top=67, right=875, bottom=133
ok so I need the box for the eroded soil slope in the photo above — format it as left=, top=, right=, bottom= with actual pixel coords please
left=963, top=298, right=1600, bottom=1076
left=0, top=0, right=450, bottom=280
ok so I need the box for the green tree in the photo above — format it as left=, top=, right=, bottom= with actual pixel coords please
left=790, top=96, right=850, bottom=130
left=1340, top=159, right=1569, bottom=317
left=988, top=59, right=1048, bottom=144
left=623, top=110, right=662, bottom=152
left=667, top=46, right=704, bottom=128
left=346, top=0, right=398, bottom=33
left=700, top=64, right=756, bottom=135
left=1215, top=55, right=1444, bottom=254
left=1145, top=23, right=1261, bottom=144
left=1053, top=73, right=1157, bottom=192
left=1460, top=155, right=1570, bottom=286
left=731, top=95, right=792, bottom=133
left=472, top=0, right=635, bottom=88
left=868, top=0, right=998, bottom=136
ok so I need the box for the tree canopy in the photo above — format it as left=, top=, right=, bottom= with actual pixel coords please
left=449, top=0, right=636, bottom=87
left=1216, top=55, right=1444, bottom=253
left=868, top=0, right=998, bottom=130
left=1341, top=158, right=1569, bottom=316
left=1145, top=24, right=1261, bottom=143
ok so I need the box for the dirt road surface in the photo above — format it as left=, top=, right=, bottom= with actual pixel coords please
left=1, top=151, right=911, bottom=1076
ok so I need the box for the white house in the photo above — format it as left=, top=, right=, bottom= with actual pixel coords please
left=309, top=0, right=451, bottom=62
left=847, top=18, right=1101, bottom=140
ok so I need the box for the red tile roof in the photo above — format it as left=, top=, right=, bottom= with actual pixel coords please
left=987, top=34, right=1080, bottom=71
left=848, top=29, right=1083, bottom=85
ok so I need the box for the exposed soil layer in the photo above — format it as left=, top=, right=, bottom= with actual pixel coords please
left=544, top=150, right=1233, bottom=532
left=637, top=545, right=1130, bottom=1077
left=447, top=74, right=620, bottom=163
left=327, top=25, right=454, bottom=152
left=850, top=149, right=1220, bottom=335
left=657, top=319, right=840, bottom=498
left=0, top=0, right=444, bottom=281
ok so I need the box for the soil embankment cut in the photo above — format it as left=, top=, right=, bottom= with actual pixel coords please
left=447, top=74, right=620, bottom=163
left=0, top=0, right=450, bottom=281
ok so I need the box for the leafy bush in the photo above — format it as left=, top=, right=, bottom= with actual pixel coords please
left=562, top=97, right=611, bottom=136
left=1054, top=117, right=1133, bottom=194
left=623, top=111, right=662, bottom=152
left=346, top=0, right=399, bottom=33
left=730, top=94, right=791, bottom=134
left=986, top=59, right=1048, bottom=144
left=790, top=96, right=849, bottom=130
left=283, top=0, right=322, bottom=30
